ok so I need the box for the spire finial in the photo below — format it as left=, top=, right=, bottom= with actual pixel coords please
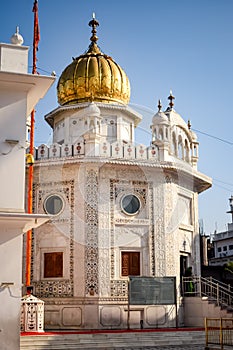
left=168, top=90, right=175, bottom=109
left=88, top=13, right=99, bottom=44
left=158, top=99, right=162, bottom=112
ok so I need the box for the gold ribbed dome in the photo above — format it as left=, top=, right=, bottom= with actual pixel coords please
left=57, top=16, right=130, bottom=106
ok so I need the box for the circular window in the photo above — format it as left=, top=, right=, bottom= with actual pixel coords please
left=44, top=195, right=64, bottom=215
left=121, top=194, right=140, bottom=215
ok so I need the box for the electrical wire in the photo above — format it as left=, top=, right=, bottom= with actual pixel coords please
left=213, top=183, right=233, bottom=192
left=192, top=128, right=233, bottom=146
left=28, top=65, right=56, bottom=76
left=213, top=178, right=233, bottom=187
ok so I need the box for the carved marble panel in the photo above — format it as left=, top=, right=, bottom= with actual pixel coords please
left=164, top=179, right=178, bottom=276
left=32, top=180, right=74, bottom=298
left=109, top=177, right=154, bottom=294
left=85, top=169, right=99, bottom=295
left=153, top=180, right=166, bottom=276
left=48, top=143, right=62, bottom=158
left=34, top=280, right=72, bottom=298
left=110, top=280, right=128, bottom=297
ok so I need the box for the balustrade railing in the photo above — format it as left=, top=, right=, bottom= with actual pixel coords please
left=182, top=276, right=233, bottom=309
left=34, top=142, right=159, bottom=162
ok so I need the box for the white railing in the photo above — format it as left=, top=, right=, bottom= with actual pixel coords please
left=182, top=276, right=233, bottom=309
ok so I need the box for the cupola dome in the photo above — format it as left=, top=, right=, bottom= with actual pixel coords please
left=152, top=100, right=169, bottom=125
left=10, top=26, right=24, bottom=46
left=152, top=111, right=169, bottom=125
left=85, top=102, right=101, bottom=117
left=57, top=15, right=130, bottom=106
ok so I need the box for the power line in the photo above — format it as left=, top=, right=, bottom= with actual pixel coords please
left=213, top=178, right=233, bottom=187
left=131, top=103, right=233, bottom=147
left=188, top=128, right=233, bottom=146
left=29, top=65, right=56, bottom=76
left=213, top=183, right=233, bottom=192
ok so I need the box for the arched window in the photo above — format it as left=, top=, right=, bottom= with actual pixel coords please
left=184, top=139, right=190, bottom=162
left=153, top=128, right=157, bottom=141
left=159, top=127, right=163, bottom=140
left=193, top=144, right=197, bottom=157
left=89, top=119, right=95, bottom=132
left=172, top=132, right=177, bottom=156
left=178, top=135, right=183, bottom=159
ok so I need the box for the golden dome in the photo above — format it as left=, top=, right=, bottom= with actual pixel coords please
left=57, top=16, right=130, bottom=106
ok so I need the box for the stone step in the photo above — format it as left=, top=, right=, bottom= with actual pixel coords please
left=20, top=330, right=205, bottom=349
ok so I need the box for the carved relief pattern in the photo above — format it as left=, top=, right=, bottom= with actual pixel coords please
left=110, top=280, right=128, bottom=297
left=70, top=180, right=75, bottom=294
left=98, top=178, right=111, bottom=296
left=33, top=280, right=72, bottom=298
left=85, top=169, right=99, bottom=295
left=114, top=181, right=147, bottom=206
left=37, top=183, right=70, bottom=207
left=165, top=179, right=177, bottom=276
left=149, top=183, right=155, bottom=275
left=154, top=180, right=166, bottom=276
left=110, top=179, right=117, bottom=280
left=21, top=297, right=44, bottom=332
left=32, top=180, right=74, bottom=298
left=110, top=177, right=150, bottom=296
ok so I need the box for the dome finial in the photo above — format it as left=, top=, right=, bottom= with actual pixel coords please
left=10, top=26, right=24, bottom=45
left=158, top=99, right=162, bottom=112
left=88, top=13, right=99, bottom=44
left=168, top=90, right=175, bottom=109
left=57, top=15, right=130, bottom=106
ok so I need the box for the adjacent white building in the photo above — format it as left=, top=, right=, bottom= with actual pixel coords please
left=209, top=196, right=233, bottom=266
left=26, top=16, right=212, bottom=329
left=0, top=29, right=54, bottom=349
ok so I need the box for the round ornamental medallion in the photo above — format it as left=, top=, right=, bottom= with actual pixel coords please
left=44, top=195, right=64, bottom=215
left=121, top=194, right=141, bottom=215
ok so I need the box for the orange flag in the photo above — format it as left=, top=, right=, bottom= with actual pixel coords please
left=32, top=0, right=40, bottom=51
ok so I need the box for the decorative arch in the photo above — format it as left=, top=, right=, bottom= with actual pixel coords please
left=184, top=139, right=190, bottom=162
left=178, top=135, right=183, bottom=159
left=172, top=131, right=177, bottom=156
left=159, top=127, right=163, bottom=140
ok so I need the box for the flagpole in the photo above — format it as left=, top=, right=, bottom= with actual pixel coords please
left=25, top=0, right=40, bottom=290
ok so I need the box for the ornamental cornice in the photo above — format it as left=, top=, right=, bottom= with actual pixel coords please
left=42, top=297, right=101, bottom=305
left=45, top=102, right=142, bottom=128
left=43, top=297, right=128, bottom=305
left=33, top=156, right=211, bottom=193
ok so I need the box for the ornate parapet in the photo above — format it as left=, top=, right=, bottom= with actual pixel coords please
left=34, top=141, right=159, bottom=162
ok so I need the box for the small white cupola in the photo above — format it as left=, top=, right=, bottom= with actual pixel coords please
left=85, top=101, right=101, bottom=118
left=83, top=102, right=102, bottom=156
left=10, top=26, right=24, bottom=46
left=0, top=26, right=28, bottom=74
left=151, top=99, right=169, bottom=144
left=83, top=102, right=102, bottom=136
left=187, top=120, right=199, bottom=168
left=151, top=99, right=170, bottom=161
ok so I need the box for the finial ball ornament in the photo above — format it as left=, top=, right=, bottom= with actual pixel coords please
left=10, top=26, right=24, bottom=46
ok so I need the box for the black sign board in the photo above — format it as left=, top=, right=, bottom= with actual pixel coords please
left=129, top=276, right=176, bottom=305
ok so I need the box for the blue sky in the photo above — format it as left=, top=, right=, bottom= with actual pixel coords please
left=1, top=0, right=233, bottom=235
